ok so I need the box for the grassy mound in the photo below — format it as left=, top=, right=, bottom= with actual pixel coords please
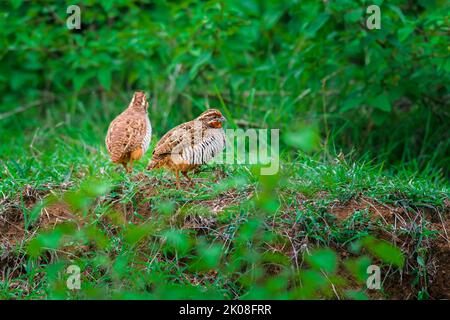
left=1, top=147, right=448, bottom=299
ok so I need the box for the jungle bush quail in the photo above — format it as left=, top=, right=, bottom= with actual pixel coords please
left=147, top=109, right=226, bottom=188
left=105, top=91, right=152, bottom=173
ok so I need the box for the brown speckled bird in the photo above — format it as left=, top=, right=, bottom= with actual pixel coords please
left=105, top=91, right=152, bottom=173
left=147, top=109, right=226, bottom=188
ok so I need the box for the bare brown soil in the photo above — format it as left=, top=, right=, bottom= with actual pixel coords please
left=327, top=196, right=449, bottom=299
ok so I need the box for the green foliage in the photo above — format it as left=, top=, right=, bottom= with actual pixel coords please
left=12, top=173, right=429, bottom=299
left=0, top=0, right=448, bottom=301
left=305, top=248, right=338, bottom=274
left=27, top=222, right=77, bottom=258
left=360, top=236, right=405, bottom=268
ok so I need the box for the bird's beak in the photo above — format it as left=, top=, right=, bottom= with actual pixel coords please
left=220, top=116, right=227, bottom=122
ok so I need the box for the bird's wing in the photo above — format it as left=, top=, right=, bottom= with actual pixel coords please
left=152, top=122, right=195, bottom=157
left=106, top=111, right=148, bottom=160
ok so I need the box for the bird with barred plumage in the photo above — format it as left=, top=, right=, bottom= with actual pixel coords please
left=105, top=91, right=152, bottom=173
left=147, top=109, right=226, bottom=188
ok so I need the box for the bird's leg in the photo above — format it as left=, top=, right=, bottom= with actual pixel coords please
left=121, top=162, right=129, bottom=173
left=182, top=171, right=193, bottom=186
left=175, top=170, right=180, bottom=189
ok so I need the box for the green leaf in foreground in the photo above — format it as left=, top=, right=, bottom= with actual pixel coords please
left=190, top=241, right=223, bottom=271
left=345, top=290, right=369, bottom=300
left=26, top=223, right=77, bottom=258
left=162, top=229, right=193, bottom=254
left=344, top=255, right=372, bottom=283
left=124, top=223, right=155, bottom=246
left=305, top=248, right=338, bottom=274
left=361, top=236, right=405, bottom=268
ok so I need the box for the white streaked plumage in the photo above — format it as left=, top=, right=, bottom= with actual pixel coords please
left=147, top=108, right=227, bottom=188
left=142, top=116, right=152, bottom=153
left=180, top=129, right=225, bottom=165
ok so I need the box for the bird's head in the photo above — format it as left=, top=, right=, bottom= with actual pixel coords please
left=130, top=91, right=149, bottom=112
left=197, top=109, right=227, bottom=128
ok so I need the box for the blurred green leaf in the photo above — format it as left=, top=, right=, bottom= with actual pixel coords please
left=283, top=126, right=320, bottom=152
left=306, top=13, right=330, bottom=36
left=162, top=229, right=192, bottom=254
left=155, top=200, right=176, bottom=215
left=26, top=223, right=77, bottom=257
left=361, top=236, right=405, bottom=268
left=368, top=93, right=392, bottom=113
left=124, top=223, right=155, bottom=246
left=189, top=51, right=212, bottom=79
left=98, top=69, right=112, bottom=90
left=344, top=8, right=363, bottom=23
left=306, top=248, right=338, bottom=274
left=344, top=256, right=372, bottom=283
left=191, top=241, right=223, bottom=271
left=345, top=290, right=369, bottom=300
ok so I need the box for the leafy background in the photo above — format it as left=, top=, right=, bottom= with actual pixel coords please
left=1, top=0, right=449, bottom=171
